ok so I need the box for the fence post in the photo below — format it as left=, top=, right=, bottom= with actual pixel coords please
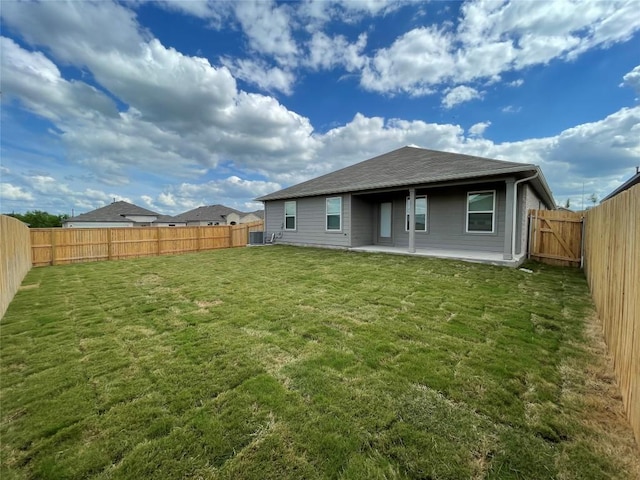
left=157, top=227, right=162, bottom=256
left=51, top=229, right=57, bottom=266
left=107, top=228, right=113, bottom=260
left=197, top=227, right=202, bottom=251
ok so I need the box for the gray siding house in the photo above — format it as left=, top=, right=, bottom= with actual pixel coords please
left=256, top=147, right=555, bottom=266
left=63, top=201, right=186, bottom=228
left=171, top=205, right=264, bottom=226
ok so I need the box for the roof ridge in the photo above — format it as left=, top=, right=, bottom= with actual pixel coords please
left=256, top=147, right=544, bottom=202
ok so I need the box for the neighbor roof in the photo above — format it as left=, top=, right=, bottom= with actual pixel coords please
left=172, top=204, right=245, bottom=223
left=152, top=214, right=182, bottom=224
left=257, top=146, right=555, bottom=207
left=65, top=201, right=159, bottom=223
left=601, top=170, right=640, bottom=202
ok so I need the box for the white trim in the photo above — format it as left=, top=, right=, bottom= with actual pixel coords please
left=284, top=200, right=296, bottom=230
left=466, top=190, right=496, bottom=234
left=405, top=195, right=428, bottom=232
left=326, top=196, right=342, bottom=231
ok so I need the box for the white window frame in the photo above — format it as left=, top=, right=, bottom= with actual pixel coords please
left=326, top=196, right=342, bottom=231
left=466, top=190, right=496, bottom=234
left=405, top=195, right=428, bottom=232
left=284, top=201, right=296, bottom=230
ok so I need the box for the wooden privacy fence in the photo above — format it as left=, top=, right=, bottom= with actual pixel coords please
left=30, top=221, right=263, bottom=267
left=528, top=209, right=583, bottom=267
left=583, top=184, right=639, bottom=446
left=1, top=215, right=32, bottom=319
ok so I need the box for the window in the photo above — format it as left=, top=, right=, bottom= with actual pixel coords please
left=326, top=197, right=342, bottom=230
left=406, top=196, right=427, bottom=232
left=284, top=201, right=296, bottom=230
left=467, top=191, right=495, bottom=233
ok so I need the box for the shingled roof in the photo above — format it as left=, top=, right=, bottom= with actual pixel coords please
left=601, top=170, right=640, bottom=202
left=256, top=146, right=554, bottom=206
left=66, top=201, right=159, bottom=222
left=172, top=204, right=245, bottom=223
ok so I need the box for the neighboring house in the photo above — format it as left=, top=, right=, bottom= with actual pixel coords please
left=152, top=215, right=186, bottom=227
left=172, top=204, right=264, bottom=226
left=601, top=167, right=640, bottom=202
left=62, top=201, right=183, bottom=228
left=256, top=146, right=555, bottom=266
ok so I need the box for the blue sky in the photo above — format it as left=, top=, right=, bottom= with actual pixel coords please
left=1, top=0, right=639, bottom=216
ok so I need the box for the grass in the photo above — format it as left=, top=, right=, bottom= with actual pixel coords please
left=1, top=246, right=638, bottom=479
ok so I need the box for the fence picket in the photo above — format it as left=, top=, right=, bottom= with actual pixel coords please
left=29, top=222, right=263, bottom=267
left=584, top=184, right=639, bottom=447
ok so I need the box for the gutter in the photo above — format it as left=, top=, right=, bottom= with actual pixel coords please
left=512, top=171, right=539, bottom=259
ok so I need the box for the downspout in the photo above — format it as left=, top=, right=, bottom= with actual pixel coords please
left=512, top=171, right=539, bottom=259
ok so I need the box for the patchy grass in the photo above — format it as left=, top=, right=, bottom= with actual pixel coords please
left=1, top=246, right=638, bottom=479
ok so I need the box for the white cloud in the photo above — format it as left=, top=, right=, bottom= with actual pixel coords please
left=361, top=26, right=453, bottom=95
left=508, top=79, right=524, bottom=87
left=1, top=1, right=320, bottom=185
left=306, top=32, right=368, bottom=72
left=145, top=176, right=282, bottom=213
left=442, top=86, right=482, bottom=109
left=621, top=65, right=640, bottom=94
left=148, top=0, right=228, bottom=23
left=140, top=195, right=159, bottom=211
left=468, top=121, right=491, bottom=137
left=1, top=37, right=118, bottom=121
left=1, top=170, right=134, bottom=213
left=233, top=1, right=298, bottom=64
left=360, top=0, right=640, bottom=96
left=221, top=58, right=295, bottom=94
left=502, top=105, right=522, bottom=113
left=157, top=192, right=177, bottom=207
left=298, top=0, right=406, bottom=32
left=1, top=1, right=146, bottom=62
left=1, top=183, right=34, bottom=201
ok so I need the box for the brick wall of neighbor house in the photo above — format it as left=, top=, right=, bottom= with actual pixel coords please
left=265, top=195, right=352, bottom=247
left=350, top=195, right=374, bottom=247
left=390, top=183, right=507, bottom=253
left=240, top=213, right=262, bottom=224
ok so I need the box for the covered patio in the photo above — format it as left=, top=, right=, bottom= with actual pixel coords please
left=348, top=245, right=527, bottom=267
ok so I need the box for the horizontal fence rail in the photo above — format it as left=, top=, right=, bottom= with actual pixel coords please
left=583, top=184, right=639, bottom=447
left=1, top=215, right=32, bottom=319
left=30, top=222, right=263, bottom=267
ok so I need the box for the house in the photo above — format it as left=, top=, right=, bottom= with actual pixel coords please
left=256, top=146, right=555, bottom=266
left=171, top=204, right=264, bottom=226
left=62, top=201, right=185, bottom=228
left=601, top=167, right=640, bottom=202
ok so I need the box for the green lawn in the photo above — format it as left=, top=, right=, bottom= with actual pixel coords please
left=1, top=246, right=638, bottom=479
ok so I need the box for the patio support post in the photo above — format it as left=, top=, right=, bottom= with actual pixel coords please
left=409, top=188, right=416, bottom=253
left=503, top=179, right=515, bottom=260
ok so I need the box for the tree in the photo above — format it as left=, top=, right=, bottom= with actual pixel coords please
left=564, top=198, right=571, bottom=208
left=584, top=193, right=599, bottom=211
left=5, top=210, right=69, bottom=228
